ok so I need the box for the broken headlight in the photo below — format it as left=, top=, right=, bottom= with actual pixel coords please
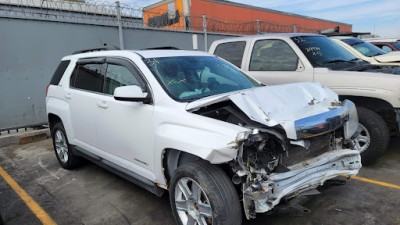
left=343, top=100, right=358, bottom=140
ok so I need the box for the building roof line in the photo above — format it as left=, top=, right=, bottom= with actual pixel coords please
left=143, top=0, right=352, bottom=27
left=203, top=0, right=352, bottom=26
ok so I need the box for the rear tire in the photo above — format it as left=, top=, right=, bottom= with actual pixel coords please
left=169, top=160, right=242, bottom=225
left=51, top=122, right=82, bottom=169
left=355, top=107, right=390, bottom=165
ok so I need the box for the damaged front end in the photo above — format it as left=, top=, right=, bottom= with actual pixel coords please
left=188, top=83, right=362, bottom=219
left=232, top=99, right=360, bottom=219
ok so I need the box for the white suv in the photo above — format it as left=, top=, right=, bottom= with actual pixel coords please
left=46, top=47, right=361, bottom=224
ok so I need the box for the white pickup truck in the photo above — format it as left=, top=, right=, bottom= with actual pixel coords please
left=209, top=33, right=400, bottom=165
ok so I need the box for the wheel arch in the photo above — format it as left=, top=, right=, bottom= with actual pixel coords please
left=161, top=148, right=234, bottom=185
left=48, top=113, right=63, bottom=131
left=339, top=95, right=398, bottom=134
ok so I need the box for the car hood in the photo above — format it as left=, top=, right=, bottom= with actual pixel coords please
left=186, top=82, right=340, bottom=140
left=374, top=51, right=400, bottom=63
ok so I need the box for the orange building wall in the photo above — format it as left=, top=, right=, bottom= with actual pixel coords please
left=143, top=0, right=185, bottom=29
left=190, top=0, right=352, bottom=32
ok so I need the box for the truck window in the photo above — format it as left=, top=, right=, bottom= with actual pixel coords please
left=214, top=41, right=246, bottom=68
left=249, top=40, right=298, bottom=71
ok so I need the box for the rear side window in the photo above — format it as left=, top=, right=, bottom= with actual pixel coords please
left=214, top=41, right=246, bottom=68
left=50, top=60, right=70, bottom=85
left=70, top=64, right=104, bottom=93
left=249, top=39, right=298, bottom=71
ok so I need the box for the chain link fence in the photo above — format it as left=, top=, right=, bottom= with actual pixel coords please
left=0, top=0, right=322, bottom=35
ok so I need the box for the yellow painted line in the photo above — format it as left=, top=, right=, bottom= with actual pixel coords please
left=0, top=166, right=57, bottom=225
left=344, top=175, right=400, bottom=190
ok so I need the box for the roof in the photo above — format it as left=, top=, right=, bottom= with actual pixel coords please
left=364, top=38, right=400, bottom=43
left=211, top=33, right=323, bottom=42
left=143, top=0, right=351, bottom=27
left=134, top=50, right=211, bottom=58
left=330, top=36, right=359, bottom=40
left=63, top=49, right=212, bottom=60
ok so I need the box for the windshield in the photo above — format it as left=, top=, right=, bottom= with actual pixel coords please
left=291, top=36, right=358, bottom=67
left=144, top=56, right=260, bottom=101
left=341, top=38, right=386, bottom=57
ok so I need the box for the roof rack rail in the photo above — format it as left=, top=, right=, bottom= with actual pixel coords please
left=142, top=46, right=180, bottom=50
left=73, top=45, right=121, bottom=55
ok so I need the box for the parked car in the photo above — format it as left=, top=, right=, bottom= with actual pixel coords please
left=365, top=38, right=400, bottom=53
left=331, top=37, right=400, bottom=66
left=209, top=33, right=400, bottom=165
left=46, top=47, right=361, bottom=224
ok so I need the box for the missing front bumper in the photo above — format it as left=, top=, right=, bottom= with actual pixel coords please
left=247, top=149, right=361, bottom=214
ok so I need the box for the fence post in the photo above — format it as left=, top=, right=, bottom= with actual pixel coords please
left=116, top=1, right=125, bottom=50
left=203, top=14, right=208, bottom=52
left=293, top=24, right=297, bottom=33
left=257, top=19, right=260, bottom=34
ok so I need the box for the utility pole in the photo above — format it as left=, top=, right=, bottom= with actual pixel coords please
left=116, top=1, right=124, bottom=50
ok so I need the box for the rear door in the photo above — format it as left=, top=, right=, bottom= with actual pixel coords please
left=243, top=38, right=314, bottom=85
left=68, top=58, right=106, bottom=149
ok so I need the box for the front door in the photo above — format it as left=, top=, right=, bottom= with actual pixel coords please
left=95, top=58, right=155, bottom=177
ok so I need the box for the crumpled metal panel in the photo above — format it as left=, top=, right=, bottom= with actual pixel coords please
left=187, top=82, right=340, bottom=139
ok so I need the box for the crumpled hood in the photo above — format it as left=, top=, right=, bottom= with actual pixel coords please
left=186, top=82, right=340, bottom=139
left=374, top=51, right=400, bottom=63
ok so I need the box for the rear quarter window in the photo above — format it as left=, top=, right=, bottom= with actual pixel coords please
left=213, top=41, right=246, bottom=68
left=50, top=60, right=70, bottom=85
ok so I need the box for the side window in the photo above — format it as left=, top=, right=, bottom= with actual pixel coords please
left=70, top=64, right=104, bottom=93
left=249, top=39, right=298, bottom=71
left=104, top=64, right=142, bottom=95
left=214, top=41, right=246, bottom=68
left=381, top=45, right=393, bottom=53
left=50, top=60, right=70, bottom=85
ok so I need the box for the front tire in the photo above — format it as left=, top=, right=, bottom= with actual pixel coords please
left=169, top=160, right=242, bottom=225
left=355, top=107, right=390, bottom=165
left=51, top=122, right=82, bottom=169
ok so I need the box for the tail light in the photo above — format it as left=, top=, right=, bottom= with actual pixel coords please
left=46, top=84, right=50, bottom=97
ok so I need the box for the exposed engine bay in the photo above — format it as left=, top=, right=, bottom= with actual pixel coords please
left=189, top=83, right=362, bottom=219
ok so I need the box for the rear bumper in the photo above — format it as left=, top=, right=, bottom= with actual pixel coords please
left=254, top=149, right=361, bottom=213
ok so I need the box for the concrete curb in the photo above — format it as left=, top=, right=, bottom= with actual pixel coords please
left=0, top=129, right=51, bottom=148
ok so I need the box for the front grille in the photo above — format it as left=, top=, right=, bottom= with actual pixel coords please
left=281, top=133, right=333, bottom=167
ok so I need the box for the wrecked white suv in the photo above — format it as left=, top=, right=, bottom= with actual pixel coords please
left=46, top=48, right=361, bottom=224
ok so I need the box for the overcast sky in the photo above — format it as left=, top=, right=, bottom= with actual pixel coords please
left=121, top=0, right=400, bottom=37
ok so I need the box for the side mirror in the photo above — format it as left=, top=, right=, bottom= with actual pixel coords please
left=114, top=86, right=150, bottom=103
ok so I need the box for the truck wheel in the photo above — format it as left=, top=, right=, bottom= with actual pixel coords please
left=354, top=107, right=390, bottom=165
left=169, top=160, right=242, bottom=225
left=51, top=122, right=82, bottom=169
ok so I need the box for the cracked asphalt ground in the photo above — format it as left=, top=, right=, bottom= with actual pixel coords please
left=0, top=138, right=399, bottom=225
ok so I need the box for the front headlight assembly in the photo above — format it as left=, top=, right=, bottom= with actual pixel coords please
left=343, top=100, right=358, bottom=140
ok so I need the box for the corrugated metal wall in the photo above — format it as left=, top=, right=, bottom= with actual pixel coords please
left=0, top=5, right=235, bottom=130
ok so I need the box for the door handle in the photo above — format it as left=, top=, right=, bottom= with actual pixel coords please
left=97, top=101, right=109, bottom=109
left=65, top=93, right=72, bottom=99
